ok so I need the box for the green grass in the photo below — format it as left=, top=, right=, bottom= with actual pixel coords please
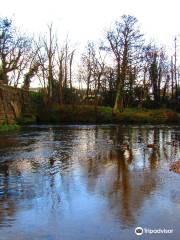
left=0, top=124, right=20, bottom=132
left=47, top=105, right=113, bottom=123
left=1, top=106, right=178, bottom=125
left=115, top=108, right=180, bottom=124
left=36, top=104, right=180, bottom=124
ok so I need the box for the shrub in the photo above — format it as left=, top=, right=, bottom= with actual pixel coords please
left=0, top=124, right=20, bottom=132
left=17, top=114, right=36, bottom=124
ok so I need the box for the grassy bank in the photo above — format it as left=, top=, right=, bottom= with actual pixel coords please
left=1, top=106, right=179, bottom=126
left=0, top=124, right=20, bottom=132
left=37, top=104, right=180, bottom=124
left=115, top=108, right=180, bottom=124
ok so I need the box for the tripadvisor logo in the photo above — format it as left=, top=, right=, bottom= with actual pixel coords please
left=135, top=227, right=143, bottom=236
left=135, top=226, right=173, bottom=236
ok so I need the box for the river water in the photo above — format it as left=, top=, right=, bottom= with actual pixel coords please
left=0, top=125, right=180, bottom=240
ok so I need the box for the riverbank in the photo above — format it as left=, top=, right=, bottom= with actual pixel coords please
left=0, top=124, right=20, bottom=132
left=1, top=105, right=179, bottom=127
left=36, top=105, right=180, bottom=124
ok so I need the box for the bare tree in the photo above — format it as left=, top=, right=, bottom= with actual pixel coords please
left=105, top=15, right=144, bottom=112
left=0, top=18, right=31, bottom=85
left=89, top=42, right=106, bottom=105
left=35, top=24, right=57, bottom=102
left=79, top=43, right=94, bottom=101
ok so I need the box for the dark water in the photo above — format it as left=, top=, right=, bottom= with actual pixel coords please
left=0, top=125, right=180, bottom=240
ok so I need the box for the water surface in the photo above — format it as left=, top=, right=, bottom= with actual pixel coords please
left=0, top=125, right=180, bottom=240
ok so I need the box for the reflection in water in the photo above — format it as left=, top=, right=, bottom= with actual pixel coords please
left=0, top=125, right=180, bottom=240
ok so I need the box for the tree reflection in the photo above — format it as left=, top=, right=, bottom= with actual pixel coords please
left=76, top=126, right=180, bottom=227
left=0, top=125, right=180, bottom=229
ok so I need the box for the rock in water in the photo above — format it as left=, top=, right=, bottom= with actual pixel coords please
left=169, top=161, right=180, bottom=174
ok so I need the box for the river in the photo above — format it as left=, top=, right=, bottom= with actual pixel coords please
left=0, top=125, right=180, bottom=240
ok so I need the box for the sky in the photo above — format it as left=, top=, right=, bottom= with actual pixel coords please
left=1, top=0, right=180, bottom=52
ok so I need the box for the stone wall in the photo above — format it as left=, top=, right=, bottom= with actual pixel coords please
left=0, top=84, right=33, bottom=124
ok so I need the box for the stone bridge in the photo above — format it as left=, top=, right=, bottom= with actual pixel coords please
left=0, top=83, right=33, bottom=124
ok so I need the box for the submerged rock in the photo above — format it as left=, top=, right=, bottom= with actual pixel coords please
left=169, top=161, right=180, bottom=174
